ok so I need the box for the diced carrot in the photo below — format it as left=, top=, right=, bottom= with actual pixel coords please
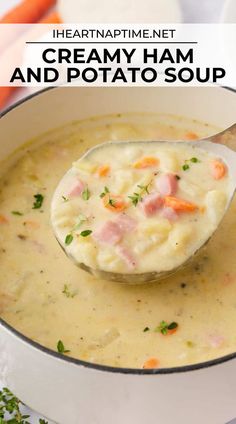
left=0, top=0, right=56, bottom=24
left=103, top=194, right=127, bottom=213
left=167, top=327, right=178, bottom=335
left=184, top=132, right=199, bottom=140
left=0, top=87, right=18, bottom=110
left=133, top=157, right=159, bottom=169
left=24, top=220, right=40, bottom=229
left=40, top=11, right=61, bottom=23
left=210, top=160, right=227, bottom=180
left=164, top=196, right=198, bottom=212
left=0, top=214, right=9, bottom=224
left=143, top=358, right=160, bottom=369
left=97, top=165, right=110, bottom=177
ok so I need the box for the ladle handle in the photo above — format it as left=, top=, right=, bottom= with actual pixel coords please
left=209, top=123, right=236, bottom=150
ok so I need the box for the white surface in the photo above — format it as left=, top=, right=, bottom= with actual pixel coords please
left=58, top=0, right=182, bottom=23
left=221, top=0, right=236, bottom=22
left=0, top=0, right=231, bottom=110
left=0, top=0, right=19, bottom=15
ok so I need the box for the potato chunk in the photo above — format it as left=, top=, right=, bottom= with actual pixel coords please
left=206, top=190, right=227, bottom=225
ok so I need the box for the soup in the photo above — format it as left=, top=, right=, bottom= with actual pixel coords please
left=0, top=113, right=235, bottom=369
left=51, top=140, right=229, bottom=279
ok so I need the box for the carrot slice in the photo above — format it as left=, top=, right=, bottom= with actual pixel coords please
left=143, top=358, right=160, bottom=369
left=133, top=157, right=159, bottom=169
left=164, top=196, right=198, bottom=212
left=40, top=11, right=61, bottom=23
left=103, top=194, right=127, bottom=213
left=184, top=132, right=199, bottom=140
left=0, top=215, right=9, bottom=224
left=0, top=0, right=56, bottom=24
left=97, top=165, right=110, bottom=177
left=210, top=160, right=227, bottom=180
left=167, top=327, right=178, bottom=335
left=0, top=87, right=18, bottom=110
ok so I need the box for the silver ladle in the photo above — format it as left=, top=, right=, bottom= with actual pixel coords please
left=52, top=123, right=236, bottom=284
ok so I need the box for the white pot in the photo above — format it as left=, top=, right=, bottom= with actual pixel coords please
left=0, top=86, right=236, bottom=424
left=58, top=0, right=182, bottom=24
left=221, top=0, right=236, bottom=23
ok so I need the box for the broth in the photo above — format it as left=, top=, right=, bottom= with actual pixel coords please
left=1, top=113, right=235, bottom=369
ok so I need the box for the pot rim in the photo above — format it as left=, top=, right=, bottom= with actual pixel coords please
left=0, top=85, right=236, bottom=376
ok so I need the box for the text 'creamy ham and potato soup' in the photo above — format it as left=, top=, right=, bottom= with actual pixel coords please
left=51, top=141, right=230, bottom=277
left=0, top=113, right=235, bottom=369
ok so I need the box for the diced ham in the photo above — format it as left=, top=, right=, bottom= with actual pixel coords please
left=156, top=173, right=178, bottom=196
left=116, top=214, right=137, bottom=233
left=93, top=215, right=137, bottom=247
left=117, top=245, right=136, bottom=270
left=140, top=193, right=163, bottom=217
left=93, top=221, right=123, bottom=246
left=68, top=179, right=85, bottom=197
left=161, top=207, right=178, bottom=222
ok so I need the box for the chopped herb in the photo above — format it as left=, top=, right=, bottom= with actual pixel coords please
left=62, top=284, right=76, bottom=298
left=82, top=187, right=91, bottom=201
left=108, top=198, right=116, bottom=207
left=128, top=180, right=152, bottom=206
left=128, top=192, right=142, bottom=207
left=80, top=230, right=92, bottom=237
left=72, top=214, right=87, bottom=231
left=65, top=234, right=73, bottom=245
left=190, top=157, right=200, bottom=163
left=17, top=234, right=27, bottom=240
left=186, top=340, right=195, bottom=348
left=168, top=322, right=178, bottom=330
left=57, top=340, right=70, bottom=354
left=182, top=163, right=190, bottom=171
left=32, top=193, right=44, bottom=209
left=143, top=327, right=150, bottom=332
left=11, top=211, right=23, bottom=216
left=155, top=321, right=178, bottom=335
left=100, top=187, right=117, bottom=208
left=137, top=183, right=150, bottom=194
left=0, top=387, right=48, bottom=423
left=62, top=196, right=69, bottom=202
left=182, top=157, right=200, bottom=171
left=100, top=186, right=110, bottom=198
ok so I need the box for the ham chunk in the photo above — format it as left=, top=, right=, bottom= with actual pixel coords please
left=93, top=221, right=123, bottom=246
left=116, top=214, right=137, bottom=233
left=68, top=179, right=85, bottom=197
left=140, top=193, right=163, bottom=217
left=117, top=245, right=136, bottom=270
left=161, top=207, right=178, bottom=222
left=156, top=173, right=178, bottom=196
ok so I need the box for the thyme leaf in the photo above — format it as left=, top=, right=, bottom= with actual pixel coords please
left=57, top=340, right=70, bottom=354
left=32, top=194, right=44, bottom=209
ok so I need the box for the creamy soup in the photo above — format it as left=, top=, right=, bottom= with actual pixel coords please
left=0, top=113, right=236, bottom=369
left=52, top=141, right=229, bottom=279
